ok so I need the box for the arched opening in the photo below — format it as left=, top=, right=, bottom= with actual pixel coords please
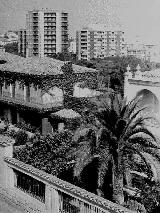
left=136, top=89, right=159, bottom=115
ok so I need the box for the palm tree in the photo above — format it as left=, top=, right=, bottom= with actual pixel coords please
left=71, top=93, right=160, bottom=205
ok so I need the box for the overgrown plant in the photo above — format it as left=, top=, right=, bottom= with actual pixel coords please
left=71, top=93, right=160, bottom=205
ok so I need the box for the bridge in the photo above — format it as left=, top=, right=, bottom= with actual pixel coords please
left=124, top=64, right=160, bottom=131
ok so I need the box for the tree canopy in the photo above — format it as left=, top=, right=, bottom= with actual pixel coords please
left=71, top=93, right=160, bottom=207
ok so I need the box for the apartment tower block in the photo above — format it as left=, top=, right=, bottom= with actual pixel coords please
left=76, top=24, right=125, bottom=61
left=18, top=9, right=68, bottom=57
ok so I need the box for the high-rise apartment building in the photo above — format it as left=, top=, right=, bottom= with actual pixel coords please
left=76, top=24, right=125, bottom=61
left=18, top=9, right=68, bottom=57
left=18, top=29, right=27, bottom=57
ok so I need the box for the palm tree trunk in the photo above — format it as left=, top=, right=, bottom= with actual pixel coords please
left=112, top=156, right=124, bottom=204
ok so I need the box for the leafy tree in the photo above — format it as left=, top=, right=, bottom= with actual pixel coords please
left=48, top=51, right=76, bottom=62
left=4, top=42, right=18, bottom=55
left=70, top=93, right=159, bottom=205
left=75, top=56, right=152, bottom=95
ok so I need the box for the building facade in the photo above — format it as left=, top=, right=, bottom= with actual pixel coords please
left=18, top=9, right=68, bottom=57
left=76, top=25, right=125, bottom=61
left=125, top=43, right=160, bottom=62
left=18, top=29, right=27, bottom=57
left=0, top=52, right=98, bottom=134
left=68, top=38, right=76, bottom=54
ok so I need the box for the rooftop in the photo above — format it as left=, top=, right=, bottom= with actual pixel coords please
left=0, top=52, right=97, bottom=76
left=28, top=9, right=68, bottom=14
left=51, top=109, right=81, bottom=120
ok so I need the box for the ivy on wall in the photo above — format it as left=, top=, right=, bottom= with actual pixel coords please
left=0, top=62, right=98, bottom=111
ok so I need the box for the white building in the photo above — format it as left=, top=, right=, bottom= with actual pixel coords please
left=76, top=24, right=125, bottom=61
left=68, top=38, right=76, bottom=54
left=125, top=42, right=160, bottom=63
left=18, top=9, right=68, bottom=57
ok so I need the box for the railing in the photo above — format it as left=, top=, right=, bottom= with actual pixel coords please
left=4, top=157, right=135, bottom=213
left=14, top=169, right=45, bottom=203
left=60, top=192, right=110, bottom=213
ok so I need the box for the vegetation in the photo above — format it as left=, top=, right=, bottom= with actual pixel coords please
left=4, top=42, right=18, bottom=55
left=14, top=130, right=75, bottom=178
left=70, top=93, right=160, bottom=209
left=13, top=92, right=160, bottom=212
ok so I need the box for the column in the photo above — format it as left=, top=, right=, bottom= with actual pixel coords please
left=4, top=108, right=12, bottom=123
left=17, top=112, right=21, bottom=123
left=58, top=122, right=64, bottom=132
left=7, top=108, right=12, bottom=123
left=24, top=85, right=26, bottom=101
left=42, top=118, right=53, bottom=135
left=0, top=135, right=14, bottom=188
left=10, top=83, right=15, bottom=98
left=124, top=65, right=132, bottom=99
left=0, top=84, right=2, bottom=96
left=45, top=185, right=60, bottom=213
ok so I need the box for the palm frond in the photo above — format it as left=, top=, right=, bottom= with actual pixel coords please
left=129, top=136, right=160, bottom=149
left=112, top=94, right=122, bottom=116
left=73, top=152, right=93, bottom=178
left=123, top=116, right=151, bottom=139
left=129, top=106, right=151, bottom=122
left=125, top=127, right=157, bottom=142
left=123, top=145, right=153, bottom=179
left=123, top=96, right=143, bottom=119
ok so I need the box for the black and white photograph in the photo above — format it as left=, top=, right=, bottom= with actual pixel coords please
left=0, top=0, right=160, bottom=212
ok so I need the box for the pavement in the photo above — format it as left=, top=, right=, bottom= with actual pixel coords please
left=0, top=197, right=26, bottom=213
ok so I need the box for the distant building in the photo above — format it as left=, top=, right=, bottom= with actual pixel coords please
left=0, top=31, right=18, bottom=46
left=125, top=43, right=146, bottom=61
left=126, top=42, right=160, bottom=62
left=68, top=38, right=76, bottom=54
left=18, top=29, right=27, bottom=57
left=76, top=24, right=125, bottom=61
left=145, top=45, right=160, bottom=63
left=18, top=9, right=69, bottom=57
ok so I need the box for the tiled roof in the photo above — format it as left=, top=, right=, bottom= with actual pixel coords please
left=0, top=52, right=97, bottom=76
left=51, top=108, right=81, bottom=119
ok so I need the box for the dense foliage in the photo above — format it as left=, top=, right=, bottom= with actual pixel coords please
left=4, top=42, right=18, bottom=55
left=14, top=130, right=75, bottom=178
left=71, top=93, right=160, bottom=208
left=13, top=92, right=160, bottom=212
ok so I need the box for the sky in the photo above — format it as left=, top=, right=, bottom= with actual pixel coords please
left=0, top=0, right=160, bottom=44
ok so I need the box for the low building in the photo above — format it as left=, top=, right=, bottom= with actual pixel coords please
left=0, top=52, right=98, bottom=134
left=68, top=38, right=76, bottom=54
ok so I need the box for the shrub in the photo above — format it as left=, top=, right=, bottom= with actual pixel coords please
left=14, top=130, right=29, bottom=146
